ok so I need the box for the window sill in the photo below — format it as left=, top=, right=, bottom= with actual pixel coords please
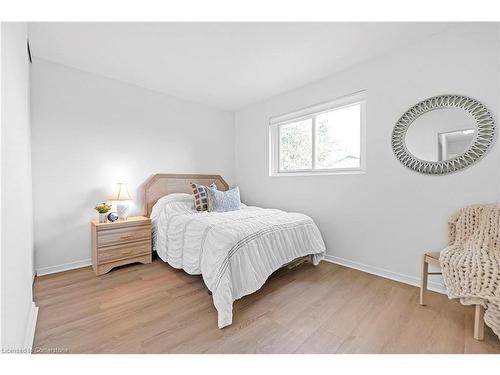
left=270, top=169, right=366, bottom=177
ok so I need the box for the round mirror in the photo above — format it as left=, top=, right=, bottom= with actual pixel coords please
left=392, top=95, right=496, bottom=175
left=405, top=108, right=476, bottom=162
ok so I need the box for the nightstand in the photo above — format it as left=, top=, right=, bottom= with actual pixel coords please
left=91, top=216, right=152, bottom=276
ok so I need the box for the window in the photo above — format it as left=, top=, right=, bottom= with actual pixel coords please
left=269, top=92, right=365, bottom=176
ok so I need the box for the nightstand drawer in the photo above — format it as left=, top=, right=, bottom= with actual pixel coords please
left=97, top=225, right=151, bottom=247
left=98, top=240, right=151, bottom=263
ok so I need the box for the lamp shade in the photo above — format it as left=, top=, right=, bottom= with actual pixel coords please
left=110, top=183, right=133, bottom=201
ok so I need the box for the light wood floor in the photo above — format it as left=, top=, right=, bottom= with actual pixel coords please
left=33, top=258, right=500, bottom=354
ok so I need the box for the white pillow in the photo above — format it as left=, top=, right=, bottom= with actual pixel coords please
left=150, top=193, right=195, bottom=220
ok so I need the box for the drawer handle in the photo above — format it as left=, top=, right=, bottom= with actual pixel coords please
left=121, top=249, right=133, bottom=255
left=120, top=234, right=133, bottom=239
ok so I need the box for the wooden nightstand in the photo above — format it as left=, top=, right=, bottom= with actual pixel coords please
left=91, top=216, right=152, bottom=276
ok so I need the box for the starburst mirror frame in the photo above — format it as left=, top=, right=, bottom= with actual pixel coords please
left=391, top=95, right=496, bottom=175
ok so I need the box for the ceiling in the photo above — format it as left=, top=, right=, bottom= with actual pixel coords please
left=28, top=22, right=452, bottom=111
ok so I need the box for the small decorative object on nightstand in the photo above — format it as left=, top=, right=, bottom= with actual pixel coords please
left=91, top=216, right=152, bottom=276
left=110, top=182, right=133, bottom=220
left=107, top=212, right=119, bottom=222
left=94, top=202, right=112, bottom=223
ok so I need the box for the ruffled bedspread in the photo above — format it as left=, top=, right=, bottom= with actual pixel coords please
left=153, top=201, right=325, bottom=328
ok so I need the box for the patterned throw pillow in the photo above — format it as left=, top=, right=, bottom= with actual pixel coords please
left=206, top=186, right=241, bottom=212
left=191, top=182, right=217, bottom=211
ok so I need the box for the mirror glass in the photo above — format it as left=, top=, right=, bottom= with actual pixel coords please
left=405, top=108, right=476, bottom=162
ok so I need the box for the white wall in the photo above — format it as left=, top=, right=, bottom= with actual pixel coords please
left=234, top=24, right=500, bottom=290
left=1, top=22, right=37, bottom=350
left=31, top=59, right=235, bottom=274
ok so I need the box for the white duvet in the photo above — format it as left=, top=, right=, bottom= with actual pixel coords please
left=151, top=193, right=326, bottom=328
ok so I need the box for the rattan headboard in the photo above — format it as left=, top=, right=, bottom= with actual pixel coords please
left=143, top=174, right=229, bottom=216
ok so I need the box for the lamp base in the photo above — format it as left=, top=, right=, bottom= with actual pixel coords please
left=117, top=203, right=130, bottom=221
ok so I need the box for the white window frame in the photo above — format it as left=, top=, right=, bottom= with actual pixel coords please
left=269, top=91, right=366, bottom=176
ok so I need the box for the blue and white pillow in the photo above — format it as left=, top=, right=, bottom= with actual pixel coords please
left=191, top=182, right=217, bottom=211
left=207, top=186, right=241, bottom=212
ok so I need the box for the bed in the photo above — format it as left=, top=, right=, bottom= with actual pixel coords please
left=144, top=174, right=326, bottom=328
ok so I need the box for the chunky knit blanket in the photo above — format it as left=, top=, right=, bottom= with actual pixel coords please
left=440, top=204, right=500, bottom=340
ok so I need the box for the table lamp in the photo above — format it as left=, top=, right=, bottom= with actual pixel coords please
left=110, top=182, right=133, bottom=220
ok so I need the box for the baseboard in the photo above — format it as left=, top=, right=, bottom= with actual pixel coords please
left=36, top=258, right=91, bottom=276
left=324, top=254, right=446, bottom=294
left=23, top=301, right=39, bottom=352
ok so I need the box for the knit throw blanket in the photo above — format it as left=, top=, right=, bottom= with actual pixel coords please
left=440, top=204, right=500, bottom=340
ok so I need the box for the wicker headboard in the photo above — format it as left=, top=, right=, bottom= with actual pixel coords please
left=143, top=174, right=229, bottom=216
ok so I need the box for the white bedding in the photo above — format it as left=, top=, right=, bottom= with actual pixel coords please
left=151, top=193, right=326, bottom=328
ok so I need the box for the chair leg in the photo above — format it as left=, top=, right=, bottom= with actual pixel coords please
left=420, top=256, right=429, bottom=306
left=474, top=304, right=485, bottom=341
